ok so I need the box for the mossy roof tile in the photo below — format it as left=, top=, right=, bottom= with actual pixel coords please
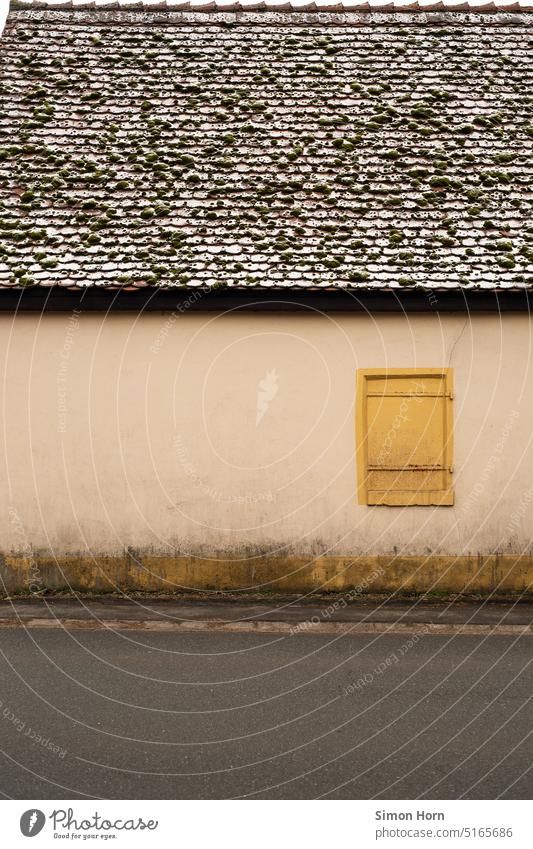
left=0, top=6, right=531, bottom=289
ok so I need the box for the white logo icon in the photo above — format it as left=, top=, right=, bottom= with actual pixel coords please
left=256, top=369, right=279, bottom=426
left=20, top=809, right=46, bottom=837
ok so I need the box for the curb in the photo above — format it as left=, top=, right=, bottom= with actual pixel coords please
left=0, top=617, right=531, bottom=636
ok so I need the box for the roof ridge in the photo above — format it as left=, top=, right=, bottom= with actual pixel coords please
left=9, top=0, right=533, bottom=11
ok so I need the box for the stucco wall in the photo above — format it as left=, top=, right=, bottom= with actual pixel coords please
left=1, top=309, right=532, bottom=576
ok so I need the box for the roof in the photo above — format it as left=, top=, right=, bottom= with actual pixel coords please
left=8, top=1, right=533, bottom=10
left=0, top=5, right=532, bottom=291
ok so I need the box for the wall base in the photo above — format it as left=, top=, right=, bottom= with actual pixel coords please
left=1, top=553, right=532, bottom=595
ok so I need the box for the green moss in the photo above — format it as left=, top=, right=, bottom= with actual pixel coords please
left=311, top=183, right=331, bottom=196
left=409, top=167, right=429, bottom=179
left=497, top=255, right=515, bottom=269
left=347, top=269, right=369, bottom=283
left=495, top=240, right=513, bottom=252
left=389, top=231, right=405, bottom=244
left=20, top=190, right=35, bottom=203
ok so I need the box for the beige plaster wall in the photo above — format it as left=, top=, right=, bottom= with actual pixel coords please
left=0, top=309, right=532, bottom=559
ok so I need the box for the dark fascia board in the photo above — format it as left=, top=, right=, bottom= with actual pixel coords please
left=0, top=287, right=531, bottom=313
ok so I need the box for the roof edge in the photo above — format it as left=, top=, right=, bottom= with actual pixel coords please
left=8, top=0, right=533, bottom=12
left=0, top=287, right=531, bottom=313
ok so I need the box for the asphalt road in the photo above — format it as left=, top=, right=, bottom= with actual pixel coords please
left=0, top=628, right=530, bottom=799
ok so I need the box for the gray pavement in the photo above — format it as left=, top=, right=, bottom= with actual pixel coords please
left=1, top=596, right=532, bottom=626
left=0, top=624, right=531, bottom=799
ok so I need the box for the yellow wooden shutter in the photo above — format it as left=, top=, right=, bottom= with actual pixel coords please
left=356, top=369, right=454, bottom=506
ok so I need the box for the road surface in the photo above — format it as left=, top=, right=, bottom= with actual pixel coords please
left=0, top=627, right=530, bottom=799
